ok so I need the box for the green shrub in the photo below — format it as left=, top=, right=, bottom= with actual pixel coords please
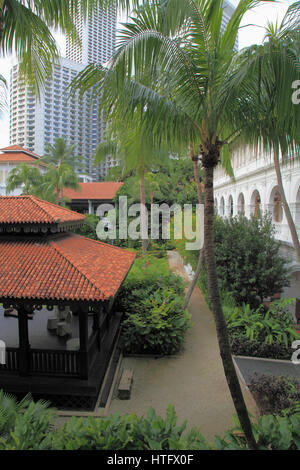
left=44, top=405, right=210, bottom=450
left=248, top=374, right=300, bottom=417
left=230, top=337, right=292, bottom=360
left=0, top=392, right=54, bottom=450
left=1, top=392, right=299, bottom=450
left=73, top=214, right=100, bottom=240
left=176, top=214, right=290, bottom=309
left=215, top=413, right=300, bottom=450
left=224, top=299, right=300, bottom=348
left=213, top=214, right=290, bottom=308
left=116, top=255, right=191, bottom=355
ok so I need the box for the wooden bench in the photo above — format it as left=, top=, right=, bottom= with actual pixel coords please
left=117, top=368, right=133, bottom=400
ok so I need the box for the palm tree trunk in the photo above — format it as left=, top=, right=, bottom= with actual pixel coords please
left=183, top=154, right=204, bottom=309
left=192, top=155, right=202, bottom=203
left=203, top=164, right=257, bottom=450
left=140, top=171, right=148, bottom=254
left=183, top=250, right=204, bottom=310
left=273, top=146, right=300, bottom=262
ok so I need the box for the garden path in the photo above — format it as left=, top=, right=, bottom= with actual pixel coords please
left=108, top=251, right=258, bottom=443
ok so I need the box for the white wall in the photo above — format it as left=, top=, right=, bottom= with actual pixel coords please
left=214, top=147, right=300, bottom=317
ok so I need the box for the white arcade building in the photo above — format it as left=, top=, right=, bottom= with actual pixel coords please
left=214, top=146, right=300, bottom=320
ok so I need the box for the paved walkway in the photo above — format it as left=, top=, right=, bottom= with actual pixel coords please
left=235, top=356, right=300, bottom=383
left=108, top=251, right=258, bottom=443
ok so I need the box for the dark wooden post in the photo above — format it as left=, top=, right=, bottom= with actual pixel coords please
left=78, top=306, right=89, bottom=380
left=92, top=310, right=99, bottom=332
left=17, top=307, right=31, bottom=377
left=95, top=305, right=104, bottom=350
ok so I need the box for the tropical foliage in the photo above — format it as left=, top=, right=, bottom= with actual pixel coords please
left=229, top=337, right=293, bottom=361
left=224, top=299, right=300, bottom=347
left=115, top=157, right=199, bottom=206
left=176, top=214, right=290, bottom=307
left=0, top=391, right=53, bottom=450
left=0, top=392, right=299, bottom=451
left=213, top=214, right=290, bottom=308
left=6, top=138, right=80, bottom=204
left=6, top=161, right=79, bottom=205
left=116, top=254, right=191, bottom=355
left=41, top=162, right=80, bottom=205
left=0, top=0, right=137, bottom=94
left=42, top=137, right=83, bottom=170
left=6, top=163, right=41, bottom=195
left=214, top=412, right=300, bottom=451
left=73, top=0, right=297, bottom=448
left=236, top=8, right=300, bottom=261
left=248, top=374, right=300, bottom=417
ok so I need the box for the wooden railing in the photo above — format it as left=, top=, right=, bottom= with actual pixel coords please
left=0, top=348, right=19, bottom=372
left=30, top=349, right=79, bottom=377
left=0, top=347, right=79, bottom=377
left=0, top=331, right=103, bottom=378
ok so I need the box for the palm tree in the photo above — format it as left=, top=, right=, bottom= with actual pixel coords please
left=42, top=137, right=83, bottom=170
left=72, top=0, right=283, bottom=449
left=0, top=0, right=139, bottom=101
left=145, top=171, right=161, bottom=205
left=42, top=163, right=80, bottom=205
left=39, top=138, right=83, bottom=204
left=237, top=8, right=300, bottom=261
left=95, top=122, right=171, bottom=253
left=6, top=163, right=41, bottom=195
left=183, top=144, right=205, bottom=309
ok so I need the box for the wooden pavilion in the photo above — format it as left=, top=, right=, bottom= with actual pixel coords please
left=0, top=196, right=135, bottom=410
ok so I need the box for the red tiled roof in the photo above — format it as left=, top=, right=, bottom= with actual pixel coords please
left=0, top=196, right=86, bottom=225
left=1, top=145, right=27, bottom=152
left=0, top=234, right=136, bottom=302
left=0, top=145, right=40, bottom=157
left=0, top=145, right=46, bottom=166
left=64, top=182, right=123, bottom=201
left=0, top=153, right=42, bottom=163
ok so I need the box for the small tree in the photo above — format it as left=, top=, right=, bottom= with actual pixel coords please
left=213, top=214, right=290, bottom=308
left=6, top=163, right=41, bottom=195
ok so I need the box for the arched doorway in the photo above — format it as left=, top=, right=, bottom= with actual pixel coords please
left=228, top=195, right=234, bottom=217
left=214, top=198, right=218, bottom=215
left=237, top=193, right=245, bottom=215
left=251, top=190, right=261, bottom=217
left=220, top=197, right=225, bottom=217
left=269, top=186, right=283, bottom=223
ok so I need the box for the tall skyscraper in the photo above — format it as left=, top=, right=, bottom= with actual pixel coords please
left=223, top=1, right=239, bottom=50
left=9, top=1, right=237, bottom=180
left=9, top=2, right=117, bottom=181
left=9, top=58, right=101, bottom=178
left=66, top=1, right=117, bottom=65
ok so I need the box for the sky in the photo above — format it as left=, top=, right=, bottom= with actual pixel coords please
left=0, top=0, right=294, bottom=148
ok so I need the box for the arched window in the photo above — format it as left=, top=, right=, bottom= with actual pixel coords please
left=251, top=190, right=261, bottom=217
left=237, top=193, right=245, bottom=215
left=214, top=198, right=218, bottom=215
left=228, top=195, right=234, bottom=217
left=220, top=197, right=225, bottom=216
left=273, top=190, right=283, bottom=223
